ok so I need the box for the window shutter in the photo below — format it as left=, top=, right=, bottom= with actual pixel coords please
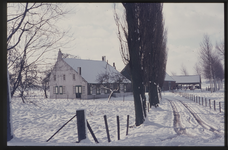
left=53, top=86, right=55, bottom=94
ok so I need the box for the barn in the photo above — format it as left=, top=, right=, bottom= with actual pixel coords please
left=162, top=73, right=176, bottom=91
left=49, top=50, right=132, bottom=99
left=171, top=75, right=201, bottom=90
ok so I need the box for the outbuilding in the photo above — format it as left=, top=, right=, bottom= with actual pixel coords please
left=171, top=75, right=201, bottom=90
left=162, top=73, right=176, bottom=91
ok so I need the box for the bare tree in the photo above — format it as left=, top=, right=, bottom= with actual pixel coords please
left=96, top=71, right=129, bottom=102
left=170, top=71, right=177, bottom=76
left=215, top=40, right=224, bottom=60
left=7, top=3, right=72, bottom=100
left=198, top=34, right=223, bottom=92
left=194, top=62, right=202, bottom=76
left=180, top=63, right=188, bottom=75
left=62, top=52, right=81, bottom=59
left=39, top=68, right=52, bottom=98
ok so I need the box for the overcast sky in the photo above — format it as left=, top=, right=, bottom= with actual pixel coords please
left=56, top=3, right=224, bottom=75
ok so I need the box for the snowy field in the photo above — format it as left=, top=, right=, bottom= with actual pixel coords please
left=8, top=88, right=225, bottom=146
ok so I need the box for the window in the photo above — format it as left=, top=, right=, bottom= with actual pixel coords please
left=59, top=86, right=63, bottom=94
left=63, top=75, right=65, bottom=80
left=105, top=89, right=108, bottom=94
left=54, top=75, right=56, bottom=81
left=73, top=74, right=75, bottom=80
left=96, top=87, right=100, bottom=94
left=75, top=86, right=82, bottom=93
left=124, top=85, right=127, bottom=92
left=90, top=86, right=93, bottom=95
left=55, top=86, right=58, bottom=94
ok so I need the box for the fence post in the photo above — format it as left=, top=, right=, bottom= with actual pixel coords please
left=202, top=97, right=203, bottom=106
left=214, top=100, right=216, bottom=111
left=117, top=116, right=120, bottom=140
left=126, top=115, right=129, bottom=136
left=148, top=102, right=149, bottom=112
left=205, top=98, right=207, bottom=107
left=209, top=99, right=211, bottom=109
left=76, top=109, right=86, bottom=143
left=199, top=97, right=200, bottom=105
left=104, top=115, right=111, bottom=142
left=46, top=114, right=76, bottom=142
left=196, top=96, right=197, bottom=103
left=86, top=120, right=99, bottom=143
left=219, top=102, right=221, bottom=113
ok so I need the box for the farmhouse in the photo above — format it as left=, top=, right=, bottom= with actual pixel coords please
left=49, top=50, right=132, bottom=99
left=171, top=75, right=201, bottom=90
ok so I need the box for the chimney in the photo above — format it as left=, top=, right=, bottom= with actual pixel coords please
left=77, top=67, right=81, bottom=75
left=113, top=62, right=116, bottom=69
left=57, top=49, right=62, bottom=61
left=102, top=56, right=106, bottom=62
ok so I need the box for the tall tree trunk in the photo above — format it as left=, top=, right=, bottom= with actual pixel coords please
left=44, top=88, right=48, bottom=98
left=124, top=3, right=146, bottom=126
left=7, top=70, right=13, bottom=141
left=148, top=82, right=159, bottom=107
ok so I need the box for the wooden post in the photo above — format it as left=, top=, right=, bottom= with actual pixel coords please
left=214, top=100, right=216, bottom=111
left=86, top=120, right=99, bottom=143
left=209, top=99, right=211, bottom=109
left=205, top=98, right=207, bottom=107
left=126, top=115, right=129, bottom=136
left=148, top=102, right=149, bottom=112
left=46, top=114, right=76, bottom=142
left=202, top=97, right=203, bottom=106
left=76, top=110, right=86, bottom=143
left=199, top=97, right=200, bottom=105
left=196, top=96, right=197, bottom=103
left=104, top=115, right=111, bottom=142
left=117, top=116, right=120, bottom=140
left=219, top=102, right=221, bottom=113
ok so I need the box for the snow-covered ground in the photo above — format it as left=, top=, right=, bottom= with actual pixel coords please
left=8, top=88, right=225, bottom=146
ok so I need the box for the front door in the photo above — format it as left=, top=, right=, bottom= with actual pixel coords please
left=75, top=85, right=82, bottom=98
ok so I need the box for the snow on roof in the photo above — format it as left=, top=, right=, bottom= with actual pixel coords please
left=63, top=58, right=131, bottom=84
left=164, top=73, right=175, bottom=81
left=171, top=75, right=201, bottom=84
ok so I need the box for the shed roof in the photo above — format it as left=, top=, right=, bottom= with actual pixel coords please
left=164, top=73, right=175, bottom=82
left=171, top=75, right=201, bottom=84
left=63, top=58, right=131, bottom=84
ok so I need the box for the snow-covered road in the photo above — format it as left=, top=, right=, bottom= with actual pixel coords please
left=8, top=89, right=224, bottom=146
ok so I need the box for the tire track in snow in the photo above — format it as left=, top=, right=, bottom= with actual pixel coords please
left=177, top=100, right=222, bottom=136
left=167, top=100, right=187, bottom=135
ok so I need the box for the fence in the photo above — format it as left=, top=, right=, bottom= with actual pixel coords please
left=177, top=92, right=224, bottom=113
left=46, top=109, right=131, bottom=144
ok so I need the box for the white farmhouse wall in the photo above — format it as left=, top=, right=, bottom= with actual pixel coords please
left=49, top=59, right=88, bottom=99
